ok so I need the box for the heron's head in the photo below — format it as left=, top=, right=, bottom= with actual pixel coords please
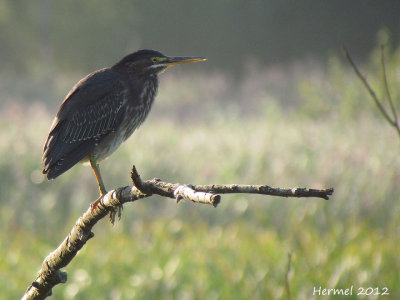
left=114, top=49, right=206, bottom=75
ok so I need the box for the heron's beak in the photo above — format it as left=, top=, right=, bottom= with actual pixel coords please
left=165, top=56, right=206, bottom=66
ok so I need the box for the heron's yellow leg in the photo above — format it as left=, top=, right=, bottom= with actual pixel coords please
left=89, top=156, right=107, bottom=196
left=89, top=156, right=122, bottom=223
left=89, top=156, right=107, bottom=210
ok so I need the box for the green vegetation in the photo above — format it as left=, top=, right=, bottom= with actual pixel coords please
left=2, top=46, right=400, bottom=299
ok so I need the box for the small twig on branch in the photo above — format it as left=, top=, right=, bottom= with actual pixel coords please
left=343, top=46, right=400, bottom=139
left=23, top=165, right=333, bottom=299
left=130, top=165, right=221, bottom=206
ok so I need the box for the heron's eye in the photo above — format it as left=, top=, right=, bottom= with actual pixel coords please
left=151, top=57, right=158, bottom=63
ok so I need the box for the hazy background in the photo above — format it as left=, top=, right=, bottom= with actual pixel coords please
left=1, top=1, right=400, bottom=299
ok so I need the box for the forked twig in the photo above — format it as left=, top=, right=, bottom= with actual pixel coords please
left=381, top=45, right=399, bottom=130
left=343, top=46, right=400, bottom=139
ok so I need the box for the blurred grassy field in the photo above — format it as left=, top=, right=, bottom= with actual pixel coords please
left=1, top=47, right=400, bottom=299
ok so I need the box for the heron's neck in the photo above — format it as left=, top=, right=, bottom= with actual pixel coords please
left=138, top=74, right=158, bottom=105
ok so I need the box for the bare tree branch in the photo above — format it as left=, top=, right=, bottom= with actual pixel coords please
left=23, top=166, right=333, bottom=299
left=343, top=46, right=400, bottom=139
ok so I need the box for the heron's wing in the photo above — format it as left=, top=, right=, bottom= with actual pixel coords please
left=42, top=68, right=126, bottom=179
left=61, top=88, right=125, bottom=143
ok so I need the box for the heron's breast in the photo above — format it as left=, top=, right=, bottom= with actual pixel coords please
left=90, top=77, right=158, bottom=162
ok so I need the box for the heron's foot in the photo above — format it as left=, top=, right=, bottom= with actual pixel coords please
left=109, top=204, right=123, bottom=225
left=90, top=197, right=102, bottom=211
left=90, top=192, right=107, bottom=211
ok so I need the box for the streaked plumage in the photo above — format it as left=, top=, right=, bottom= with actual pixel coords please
left=42, top=49, right=205, bottom=196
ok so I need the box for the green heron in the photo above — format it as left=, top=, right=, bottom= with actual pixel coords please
left=42, top=49, right=206, bottom=199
